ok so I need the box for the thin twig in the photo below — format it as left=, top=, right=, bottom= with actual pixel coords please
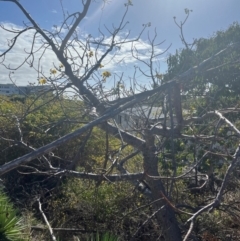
left=37, top=198, right=57, bottom=241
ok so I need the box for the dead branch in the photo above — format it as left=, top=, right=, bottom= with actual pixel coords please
left=38, top=198, right=57, bottom=241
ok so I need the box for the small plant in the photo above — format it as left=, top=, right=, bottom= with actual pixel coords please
left=83, top=232, right=120, bottom=241
left=0, top=190, right=27, bottom=241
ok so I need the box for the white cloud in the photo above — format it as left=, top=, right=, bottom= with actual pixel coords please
left=0, top=22, right=60, bottom=86
left=0, top=22, right=164, bottom=87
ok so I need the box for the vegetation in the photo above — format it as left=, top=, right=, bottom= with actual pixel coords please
left=85, top=232, right=120, bottom=241
left=0, top=190, right=27, bottom=241
left=0, top=1, right=240, bottom=240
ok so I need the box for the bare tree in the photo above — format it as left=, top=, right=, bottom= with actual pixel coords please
left=1, top=1, right=240, bottom=240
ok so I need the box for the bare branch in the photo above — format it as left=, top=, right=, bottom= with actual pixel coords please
left=38, top=198, right=57, bottom=241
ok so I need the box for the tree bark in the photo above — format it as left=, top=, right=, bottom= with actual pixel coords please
left=142, top=130, right=182, bottom=241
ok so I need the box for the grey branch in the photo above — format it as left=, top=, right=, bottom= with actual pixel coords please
left=38, top=198, right=57, bottom=241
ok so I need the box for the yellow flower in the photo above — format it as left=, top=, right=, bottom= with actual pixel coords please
left=39, top=77, right=47, bottom=85
left=99, top=63, right=104, bottom=68
left=102, top=71, right=111, bottom=78
left=59, top=63, right=64, bottom=68
left=50, top=69, right=57, bottom=74
left=88, top=51, right=94, bottom=57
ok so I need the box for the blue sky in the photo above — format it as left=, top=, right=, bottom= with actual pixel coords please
left=0, top=0, right=240, bottom=86
left=1, top=0, right=239, bottom=47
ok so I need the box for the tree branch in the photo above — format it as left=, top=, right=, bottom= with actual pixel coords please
left=38, top=198, right=57, bottom=241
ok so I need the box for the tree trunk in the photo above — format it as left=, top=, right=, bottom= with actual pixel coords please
left=142, top=130, right=182, bottom=241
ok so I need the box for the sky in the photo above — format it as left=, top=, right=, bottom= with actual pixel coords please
left=0, top=0, right=240, bottom=87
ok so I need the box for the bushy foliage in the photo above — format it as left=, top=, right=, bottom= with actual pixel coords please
left=0, top=95, right=157, bottom=240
